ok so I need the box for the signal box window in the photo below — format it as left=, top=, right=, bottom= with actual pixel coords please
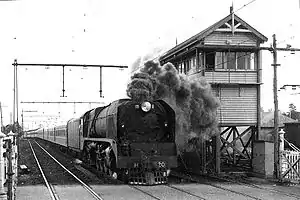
left=205, top=52, right=215, bottom=71
left=207, top=51, right=256, bottom=71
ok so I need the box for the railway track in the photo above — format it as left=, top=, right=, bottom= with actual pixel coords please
left=28, top=139, right=104, bottom=200
left=171, top=170, right=300, bottom=200
left=213, top=173, right=300, bottom=199
left=28, top=139, right=207, bottom=200
left=22, top=139, right=300, bottom=200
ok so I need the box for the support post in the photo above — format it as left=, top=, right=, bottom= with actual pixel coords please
left=213, top=135, right=220, bottom=174
left=5, top=139, right=13, bottom=200
left=0, top=103, right=3, bottom=131
left=257, top=50, right=262, bottom=140
left=0, top=131, right=7, bottom=200
left=200, top=139, right=206, bottom=173
left=195, top=48, right=199, bottom=72
left=13, top=61, right=16, bottom=124
left=16, top=64, right=18, bottom=125
left=61, top=66, right=66, bottom=97
left=100, top=67, right=103, bottom=98
left=21, top=110, right=24, bottom=135
left=272, top=34, right=280, bottom=180
left=233, top=128, right=236, bottom=165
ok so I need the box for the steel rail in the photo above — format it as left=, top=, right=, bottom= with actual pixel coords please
left=28, top=140, right=59, bottom=200
left=129, top=186, right=162, bottom=200
left=81, top=162, right=162, bottom=200
left=33, top=140, right=104, bottom=200
left=204, top=181, right=263, bottom=200
left=165, top=184, right=207, bottom=200
left=171, top=171, right=262, bottom=200
left=210, top=174, right=300, bottom=199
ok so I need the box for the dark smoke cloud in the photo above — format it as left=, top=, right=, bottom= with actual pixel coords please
left=127, top=60, right=219, bottom=150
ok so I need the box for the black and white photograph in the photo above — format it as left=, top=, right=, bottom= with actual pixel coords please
left=0, top=0, right=300, bottom=199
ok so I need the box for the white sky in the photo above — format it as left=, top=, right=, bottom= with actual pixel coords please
left=0, top=0, right=300, bottom=128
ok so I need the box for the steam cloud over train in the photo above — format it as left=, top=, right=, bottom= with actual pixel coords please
left=32, top=98, right=177, bottom=185
left=29, top=59, right=219, bottom=185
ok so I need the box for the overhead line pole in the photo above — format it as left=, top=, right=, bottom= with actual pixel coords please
left=0, top=103, right=3, bottom=129
left=61, top=66, right=66, bottom=97
left=100, top=67, right=103, bottom=97
left=268, top=34, right=300, bottom=180
left=271, top=34, right=280, bottom=180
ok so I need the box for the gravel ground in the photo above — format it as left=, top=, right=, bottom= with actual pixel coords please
left=17, top=138, right=119, bottom=186
left=18, top=138, right=44, bottom=185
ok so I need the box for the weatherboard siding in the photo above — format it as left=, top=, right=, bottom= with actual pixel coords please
left=204, top=32, right=257, bottom=46
left=213, top=87, right=257, bottom=125
left=204, top=71, right=258, bottom=84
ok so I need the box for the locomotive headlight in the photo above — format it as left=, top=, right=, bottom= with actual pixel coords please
left=141, top=101, right=152, bottom=112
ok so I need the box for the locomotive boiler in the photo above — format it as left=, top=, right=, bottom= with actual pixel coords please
left=69, top=98, right=177, bottom=185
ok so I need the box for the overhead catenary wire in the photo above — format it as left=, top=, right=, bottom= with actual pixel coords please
left=13, top=59, right=127, bottom=119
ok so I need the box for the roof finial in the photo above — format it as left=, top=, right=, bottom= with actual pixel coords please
left=230, top=1, right=234, bottom=14
left=231, top=1, right=235, bottom=35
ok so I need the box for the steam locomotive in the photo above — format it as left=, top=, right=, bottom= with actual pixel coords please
left=33, top=99, right=177, bottom=185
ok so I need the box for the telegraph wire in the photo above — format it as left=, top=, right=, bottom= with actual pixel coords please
left=131, top=34, right=260, bottom=75
left=131, top=0, right=260, bottom=74
left=234, top=0, right=258, bottom=13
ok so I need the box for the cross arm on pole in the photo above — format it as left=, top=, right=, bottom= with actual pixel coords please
left=20, top=101, right=105, bottom=104
left=12, top=60, right=128, bottom=69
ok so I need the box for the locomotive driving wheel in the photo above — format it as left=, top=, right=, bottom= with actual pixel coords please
left=95, top=144, right=102, bottom=171
left=104, top=151, right=117, bottom=179
left=103, top=160, right=109, bottom=174
left=82, top=146, right=91, bottom=165
left=94, top=144, right=117, bottom=179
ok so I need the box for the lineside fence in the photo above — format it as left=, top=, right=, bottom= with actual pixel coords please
left=281, top=138, right=300, bottom=183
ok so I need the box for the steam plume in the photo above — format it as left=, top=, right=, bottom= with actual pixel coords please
left=127, top=60, right=219, bottom=149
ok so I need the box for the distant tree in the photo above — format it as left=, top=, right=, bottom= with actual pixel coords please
left=2, top=122, right=22, bottom=135
left=289, top=103, right=297, bottom=112
left=288, top=103, right=300, bottom=120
